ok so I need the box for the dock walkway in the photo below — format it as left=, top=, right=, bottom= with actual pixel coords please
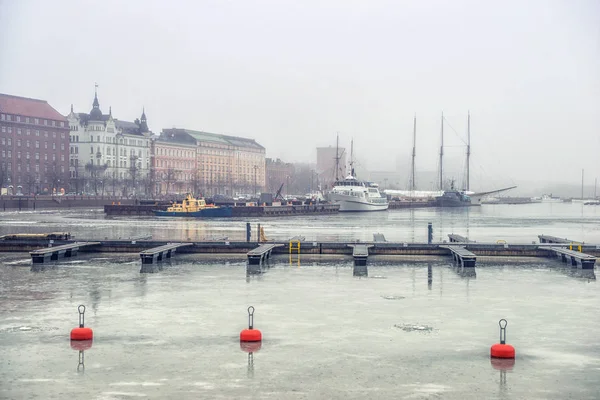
left=30, top=242, right=101, bottom=264
left=247, top=244, right=283, bottom=265
left=547, top=247, right=596, bottom=269
left=139, top=243, right=193, bottom=265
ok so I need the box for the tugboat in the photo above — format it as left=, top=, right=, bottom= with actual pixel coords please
left=154, top=194, right=233, bottom=217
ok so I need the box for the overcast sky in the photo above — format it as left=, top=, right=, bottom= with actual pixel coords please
left=1, top=0, right=599, bottom=190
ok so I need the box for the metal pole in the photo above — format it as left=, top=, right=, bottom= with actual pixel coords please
left=466, top=111, right=470, bottom=192
left=439, top=113, right=444, bottom=190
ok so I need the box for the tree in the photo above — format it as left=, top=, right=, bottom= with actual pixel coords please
left=0, top=162, right=7, bottom=191
left=191, top=170, right=202, bottom=197
left=128, top=155, right=142, bottom=196
left=45, top=162, right=66, bottom=194
left=162, top=168, right=177, bottom=194
left=23, top=172, right=39, bottom=195
left=84, top=161, right=108, bottom=195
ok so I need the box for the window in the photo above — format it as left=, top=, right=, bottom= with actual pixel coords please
left=44, top=119, right=48, bottom=125
left=52, top=120, right=56, bottom=127
left=36, top=153, right=39, bottom=160
left=0, top=114, right=4, bottom=120
left=35, top=141, right=39, bottom=148
left=52, top=132, right=56, bottom=138
left=60, top=121, right=64, bottom=128
left=25, top=117, right=30, bottom=123
left=34, top=118, right=39, bottom=124
left=91, top=136, right=93, bottom=142
left=17, top=151, right=20, bottom=159
left=61, top=155, right=64, bottom=161
left=43, top=154, right=47, bottom=161
left=26, top=152, right=30, bottom=159
left=35, top=130, right=39, bottom=136
left=17, top=139, right=21, bottom=147
left=91, top=147, right=94, bottom=154
left=16, top=116, right=21, bottom=122
left=17, top=128, right=22, bottom=135
left=26, top=140, right=29, bottom=147
left=26, top=129, right=30, bottom=135
left=0, top=138, right=4, bottom=145
left=52, top=143, right=56, bottom=150
left=52, top=154, right=56, bottom=161
left=7, top=138, right=11, bottom=145
left=45, top=142, right=48, bottom=149
left=60, top=143, right=64, bottom=150
left=7, top=150, right=11, bottom=157
left=1, top=126, right=5, bottom=133
left=6, top=115, right=11, bottom=121
left=61, top=132, right=65, bottom=139
left=7, top=127, right=11, bottom=133
left=35, top=165, right=39, bottom=173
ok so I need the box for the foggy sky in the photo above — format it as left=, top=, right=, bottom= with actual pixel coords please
left=1, top=0, right=599, bottom=191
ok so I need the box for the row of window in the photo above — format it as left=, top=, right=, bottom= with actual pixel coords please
left=2, top=138, right=65, bottom=150
left=0, top=113, right=65, bottom=128
left=1, top=126, right=66, bottom=138
left=1, top=150, right=65, bottom=161
left=0, top=162, right=65, bottom=174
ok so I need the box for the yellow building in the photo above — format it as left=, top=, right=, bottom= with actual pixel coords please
left=161, top=129, right=265, bottom=196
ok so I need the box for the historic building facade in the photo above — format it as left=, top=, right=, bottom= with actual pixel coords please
left=160, top=128, right=265, bottom=196
left=67, top=89, right=151, bottom=195
left=266, top=158, right=295, bottom=195
left=151, top=130, right=197, bottom=195
left=0, top=93, right=69, bottom=195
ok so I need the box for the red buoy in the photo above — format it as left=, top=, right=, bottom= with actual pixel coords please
left=490, top=319, right=515, bottom=359
left=70, top=305, right=93, bottom=341
left=240, top=306, right=262, bottom=342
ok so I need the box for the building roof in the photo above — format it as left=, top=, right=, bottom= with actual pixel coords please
left=157, top=130, right=197, bottom=146
left=164, top=128, right=264, bottom=150
left=0, top=93, right=67, bottom=121
left=116, top=120, right=146, bottom=136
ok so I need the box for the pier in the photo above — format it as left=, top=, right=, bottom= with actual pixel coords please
left=538, top=235, right=582, bottom=245
left=30, top=242, right=101, bottom=264
left=139, top=243, right=193, bottom=265
left=545, top=247, right=596, bottom=269
left=448, top=234, right=474, bottom=243
left=348, top=244, right=373, bottom=266
left=247, top=244, right=283, bottom=266
left=443, top=245, right=477, bottom=269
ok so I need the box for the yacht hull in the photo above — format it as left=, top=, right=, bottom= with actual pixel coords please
left=327, top=193, right=389, bottom=212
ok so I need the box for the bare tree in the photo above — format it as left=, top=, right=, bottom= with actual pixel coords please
left=45, top=162, right=67, bottom=194
left=162, top=168, right=177, bottom=195
left=23, top=172, right=39, bottom=195
left=0, top=162, right=7, bottom=191
left=128, top=155, right=142, bottom=196
left=191, top=170, right=202, bottom=197
left=84, top=161, right=108, bottom=195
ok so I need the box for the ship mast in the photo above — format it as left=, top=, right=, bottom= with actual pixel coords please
left=466, top=111, right=471, bottom=192
left=410, top=114, right=416, bottom=191
left=350, top=138, right=354, bottom=177
left=439, top=112, right=444, bottom=191
left=581, top=169, right=584, bottom=200
left=334, top=134, right=340, bottom=181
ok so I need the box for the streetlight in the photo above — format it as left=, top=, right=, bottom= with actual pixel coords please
left=253, top=165, right=258, bottom=197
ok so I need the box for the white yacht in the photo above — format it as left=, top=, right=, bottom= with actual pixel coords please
left=327, top=175, right=389, bottom=212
